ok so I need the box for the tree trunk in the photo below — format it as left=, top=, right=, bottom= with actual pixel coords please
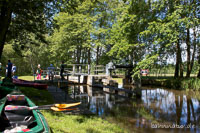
left=73, top=50, right=76, bottom=64
left=0, top=1, right=13, bottom=60
left=29, top=47, right=35, bottom=75
left=174, top=39, right=181, bottom=78
left=83, top=48, right=87, bottom=64
left=88, top=48, right=91, bottom=64
left=188, top=28, right=197, bottom=76
left=186, top=28, right=191, bottom=78
left=76, top=46, right=82, bottom=64
left=179, top=40, right=184, bottom=78
left=197, top=48, right=200, bottom=78
left=180, top=54, right=184, bottom=78
left=81, top=48, right=85, bottom=64
left=96, top=46, right=99, bottom=65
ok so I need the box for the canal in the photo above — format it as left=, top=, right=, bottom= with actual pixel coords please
left=63, top=85, right=200, bottom=133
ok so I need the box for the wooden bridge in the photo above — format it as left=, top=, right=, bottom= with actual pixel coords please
left=38, top=64, right=126, bottom=79
left=34, top=64, right=141, bottom=98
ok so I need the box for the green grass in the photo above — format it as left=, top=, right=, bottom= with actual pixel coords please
left=18, top=76, right=35, bottom=81
left=112, top=78, right=123, bottom=84
left=18, top=87, right=124, bottom=133
left=18, top=75, right=47, bottom=81
left=41, top=111, right=124, bottom=133
left=136, top=107, right=158, bottom=123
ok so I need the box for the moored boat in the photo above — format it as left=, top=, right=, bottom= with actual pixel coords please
left=13, top=79, right=48, bottom=90
left=0, top=91, right=51, bottom=133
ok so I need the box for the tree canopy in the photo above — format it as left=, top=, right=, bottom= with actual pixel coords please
left=1, top=0, right=200, bottom=78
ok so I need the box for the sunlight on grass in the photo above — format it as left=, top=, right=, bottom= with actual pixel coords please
left=41, top=111, right=124, bottom=133
left=18, top=76, right=35, bottom=81
left=112, top=78, right=123, bottom=84
left=18, top=75, right=47, bottom=81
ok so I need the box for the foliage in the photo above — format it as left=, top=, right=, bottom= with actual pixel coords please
left=50, top=5, right=94, bottom=64
left=1, top=0, right=200, bottom=79
left=0, top=0, right=62, bottom=59
left=142, top=77, right=200, bottom=90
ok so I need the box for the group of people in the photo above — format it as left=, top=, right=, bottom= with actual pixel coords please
left=0, top=60, right=65, bottom=80
left=0, top=60, right=17, bottom=78
left=36, top=61, right=65, bottom=81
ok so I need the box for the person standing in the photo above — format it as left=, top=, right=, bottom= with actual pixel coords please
left=7, top=60, right=13, bottom=78
left=60, top=61, right=65, bottom=80
left=12, top=64, right=17, bottom=78
left=47, top=64, right=55, bottom=81
left=36, top=64, right=42, bottom=80
left=5, top=65, right=8, bottom=76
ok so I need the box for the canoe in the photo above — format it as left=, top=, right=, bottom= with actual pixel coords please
left=0, top=91, right=51, bottom=133
left=13, top=79, right=48, bottom=90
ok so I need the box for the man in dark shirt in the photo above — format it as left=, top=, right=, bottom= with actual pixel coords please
left=7, top=60, right=13, bottom=78
left=60, top=61, right=65, bottom=80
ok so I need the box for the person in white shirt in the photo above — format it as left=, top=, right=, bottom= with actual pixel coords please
left=12, top=64, right=17, bottom=78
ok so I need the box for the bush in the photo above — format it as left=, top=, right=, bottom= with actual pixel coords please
left=142, top=77, right=200, bottom=90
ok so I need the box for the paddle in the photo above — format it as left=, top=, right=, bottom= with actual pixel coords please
left=50, top=107, right=78, bottom=112
left=54, top=102, right=81, bottom=108
left=4, top=102, right=81, bottom=112
left=5, top=105, right=79, bottom=112
left=26, top=102, right=81, bottom=109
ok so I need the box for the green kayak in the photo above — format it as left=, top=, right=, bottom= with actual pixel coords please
left=0, top=91, right=51, bottom=133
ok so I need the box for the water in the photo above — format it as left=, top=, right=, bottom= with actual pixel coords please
left=65, top=85, right=200, bottom=133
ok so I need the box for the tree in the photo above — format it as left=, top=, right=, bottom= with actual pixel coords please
left=0, top=0, right=60, bottom=60
left=50, top=0, right=95, bottom=64
left=140, top=0, right=200, bottom=78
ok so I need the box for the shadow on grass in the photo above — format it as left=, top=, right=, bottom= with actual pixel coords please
left=75, top=115, right=96, bottom=123
left=86, top=128, right=101, bottom=133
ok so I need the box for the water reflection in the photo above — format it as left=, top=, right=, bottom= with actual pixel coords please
left=66, top=85, right=200, bottom=133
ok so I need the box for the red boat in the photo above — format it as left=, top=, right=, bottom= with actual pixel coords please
left=13, top=79, right=48, bottom=90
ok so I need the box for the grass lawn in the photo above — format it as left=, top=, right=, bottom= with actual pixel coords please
left=42, top=111, right=124, bottom=133
left=112, top=78, right=123, bottom=84
left=18, top=76, right=35, bottom=81
left=18, top=86, right=125, bottom=133
left=18, top=75, right=48, bottom=81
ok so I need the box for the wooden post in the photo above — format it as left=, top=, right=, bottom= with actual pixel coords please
left=73, top=84, right=75, bottom=99
left=134, top=74, right=142, bottom=98
left=78, top=75, right=80, bottom=84
left=73, top=64, right=75, bottom=75
left=87, top=76, right=94, bottom=86
left=88, top=64, right=90, bottom=75
left=79, top=65, right=82, bottom=73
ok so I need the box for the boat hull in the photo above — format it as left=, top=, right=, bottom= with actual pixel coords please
left=13, top=79, right=48, bottom=90
left=0, top=91, right=50, bottom=133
